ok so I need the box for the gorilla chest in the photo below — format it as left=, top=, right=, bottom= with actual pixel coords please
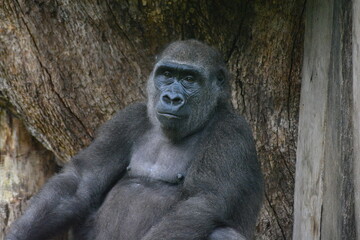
left=127, top=133, right=197, bottom=183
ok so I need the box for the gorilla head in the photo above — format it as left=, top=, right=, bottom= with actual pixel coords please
left=147, top=40, right=230, bottom=139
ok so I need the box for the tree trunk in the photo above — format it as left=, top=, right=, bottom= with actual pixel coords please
left=293, top=0, right=359, bottom=239
left=0, top=1, right=305, bottom=239
left=0, top=106, right=69, bottom=239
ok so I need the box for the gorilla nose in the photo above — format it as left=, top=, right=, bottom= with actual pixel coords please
left=161, top=92, right=185, bottom=107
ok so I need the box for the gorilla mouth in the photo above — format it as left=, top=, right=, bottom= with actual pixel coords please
left=157, top=112, right=182, bottom=119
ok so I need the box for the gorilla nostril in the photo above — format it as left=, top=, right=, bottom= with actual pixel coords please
left=172, top=97, right=184, bottom=105
left=162, top=95, right=172, bottom=104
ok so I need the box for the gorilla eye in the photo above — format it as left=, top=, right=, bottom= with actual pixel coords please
left=163, top=71, right=172, bottom=78
left=184, top=76, right=195, bottom=82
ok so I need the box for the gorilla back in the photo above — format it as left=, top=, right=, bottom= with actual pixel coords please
left=6, top=40, right=263, bottom=240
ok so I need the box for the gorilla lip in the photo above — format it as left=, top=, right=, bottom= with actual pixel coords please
left=157, top=112, right=182, bottom=119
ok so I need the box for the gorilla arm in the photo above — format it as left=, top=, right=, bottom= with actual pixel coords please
left=142, top=114, right=264, bottom=240
left=6, top=104, right=148, bottom=240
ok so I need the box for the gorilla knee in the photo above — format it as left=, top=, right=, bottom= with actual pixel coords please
left=209, top=227, right=247, bottom=240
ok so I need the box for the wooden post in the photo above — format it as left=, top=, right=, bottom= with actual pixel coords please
left=353, top=0, right=360, bottom=238
left=293, top=0, right=358, bottom=239
left=293, top=0, right=332, bottom=238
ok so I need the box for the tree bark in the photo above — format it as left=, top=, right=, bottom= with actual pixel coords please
left=0, top=1, right=305, bottom=239
left=0, top=106, right=69, bottom=239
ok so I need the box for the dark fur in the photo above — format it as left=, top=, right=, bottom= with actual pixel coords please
left=6, top=40, right=263, bottom=240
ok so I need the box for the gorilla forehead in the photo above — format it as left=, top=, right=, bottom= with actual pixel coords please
left=156, top=40, right=226, bottom=71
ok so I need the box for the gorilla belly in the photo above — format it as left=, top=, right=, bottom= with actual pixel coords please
left=81, top=177, right=182, bottom=240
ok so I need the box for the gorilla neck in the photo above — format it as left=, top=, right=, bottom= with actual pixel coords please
left=160, top=126, right=195, bottom=142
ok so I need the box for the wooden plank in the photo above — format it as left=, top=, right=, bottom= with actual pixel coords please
left=294, top=0, right=357, bottom=239
left=321, top=0, right=355, bottom=238
left=293, top=0, right=333, bottom=239
left=353, top=0, right=360, bottom=237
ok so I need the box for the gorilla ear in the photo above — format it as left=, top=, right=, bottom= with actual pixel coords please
left=216, top=69, right=226, bottom=86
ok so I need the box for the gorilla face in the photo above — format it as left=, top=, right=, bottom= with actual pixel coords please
left=153, top=61, right=210, bottom=129
left=147, top=40, right=230, bottom=139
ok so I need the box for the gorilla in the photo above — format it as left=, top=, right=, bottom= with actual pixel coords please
left=6, top=40, right=263, bottom=240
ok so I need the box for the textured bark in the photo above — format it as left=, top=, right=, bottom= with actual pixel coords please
left=293, top=0, right=358, bottom=239
left=0, top=107, right=68, bottom=240
left=0, top=1, right=305, bottom=239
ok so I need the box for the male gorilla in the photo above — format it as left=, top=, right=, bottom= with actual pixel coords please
left=6, top=40, right=263, bottom=240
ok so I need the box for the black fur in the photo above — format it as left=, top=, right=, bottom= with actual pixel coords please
left=6, top=40, right=263, bottom=240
